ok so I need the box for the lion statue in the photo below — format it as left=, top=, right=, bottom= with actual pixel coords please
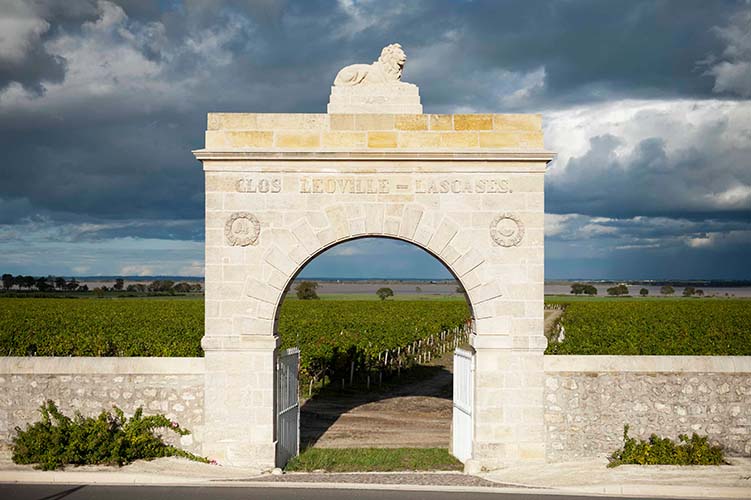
left=333, top=43, right=407, bottom=86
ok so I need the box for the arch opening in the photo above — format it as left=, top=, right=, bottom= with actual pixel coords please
left=273, top=235, right=475, bottom=452
left=273, top=234, right=476, bottom=326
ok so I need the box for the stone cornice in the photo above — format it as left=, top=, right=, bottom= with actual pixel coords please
left=193, top=149, right=556, bottom=163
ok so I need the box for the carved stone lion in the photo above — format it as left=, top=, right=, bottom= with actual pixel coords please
left=334, top=43, right=407, bottom=86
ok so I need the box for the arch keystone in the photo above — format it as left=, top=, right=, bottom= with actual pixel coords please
left=364, top=205, right=385, bottom=233
left=349, top=217, right=367, bottom=235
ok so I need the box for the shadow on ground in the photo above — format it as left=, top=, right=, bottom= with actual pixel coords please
left=300, top=358, right=454, bottom=449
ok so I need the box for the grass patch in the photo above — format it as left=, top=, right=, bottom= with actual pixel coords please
left=285, top=447, right=463, bottom=472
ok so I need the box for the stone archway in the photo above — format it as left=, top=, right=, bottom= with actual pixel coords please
left=193, top=53, right=553, bottom=469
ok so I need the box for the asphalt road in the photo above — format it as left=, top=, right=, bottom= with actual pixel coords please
left=0, top=484, right=668, bottom=500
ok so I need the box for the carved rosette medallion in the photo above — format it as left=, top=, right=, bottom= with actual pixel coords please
left=225, top=212, right=260, bottom=247
left=490, top=213, right=524, bottom=247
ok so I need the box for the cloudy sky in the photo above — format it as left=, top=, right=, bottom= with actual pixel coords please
left=0, top=0, right=749, bottom=280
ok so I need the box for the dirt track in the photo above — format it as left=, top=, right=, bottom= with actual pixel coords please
left=300, top=356, right=454, bottom=448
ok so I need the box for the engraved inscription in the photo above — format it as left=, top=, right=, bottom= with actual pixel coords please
left=300, top=177, right=390, bottom=194
left=415, top=178, right=511, bottom=194
left=297, top=177, right=511, bottom=194
left=490, top=213, right=524, bottom=247
left=236, top=177, right=282, bottom=193
left=225, top=212, right=260, bottom=246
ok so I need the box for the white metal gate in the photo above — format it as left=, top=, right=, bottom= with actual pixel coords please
left=452, top=347, right=474, bottom=463
left=276, top=347, right=300, bottom=468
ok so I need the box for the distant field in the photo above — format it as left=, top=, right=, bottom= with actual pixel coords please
left=544, top=294, right=749, bottom=302
left=289, top=293, right=467, bottom=301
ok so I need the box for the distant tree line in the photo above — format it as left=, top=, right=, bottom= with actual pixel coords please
left=1, top=274, right=201, bottom=295
left=2, top=274, right=87, bottom=292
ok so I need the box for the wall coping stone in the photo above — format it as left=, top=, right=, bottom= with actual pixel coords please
left=544, top=355, right=751, bottom=373
left=0, top=357, right=205, bottom=374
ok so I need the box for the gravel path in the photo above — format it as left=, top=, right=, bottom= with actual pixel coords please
left=242, top=472, right=521, bottom=488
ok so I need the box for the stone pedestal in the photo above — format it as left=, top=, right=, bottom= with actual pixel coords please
left=327, top=83, right=422, bottom=114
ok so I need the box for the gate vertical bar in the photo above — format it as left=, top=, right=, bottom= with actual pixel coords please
left=275, top=347, right=300, bottom=468
left=452, top=346, right=475, bottom=463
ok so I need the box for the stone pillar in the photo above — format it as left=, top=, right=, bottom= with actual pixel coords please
left=201, top=337, right=278, bottom=469
left=466, top=170, right=546, bottom=471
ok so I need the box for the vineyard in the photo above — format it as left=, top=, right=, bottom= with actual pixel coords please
left=277, top=300, right=471, bottom=389
left=0, top=298, right=204, bottom=357
left=545, top=299, right=751, bottom=355
left=2, top=297, right=749, bottom=363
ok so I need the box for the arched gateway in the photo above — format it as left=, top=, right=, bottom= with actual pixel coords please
left=193, top=45, right=554, bottom=471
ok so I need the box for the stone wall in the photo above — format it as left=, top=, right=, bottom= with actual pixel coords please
left=0, top=357, right=205, bottom=456
left=544, top=356, right=751, bottom=461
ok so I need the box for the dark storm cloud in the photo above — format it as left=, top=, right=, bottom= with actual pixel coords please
left=387, top=0, right=747, bottom=110
left=544, top=213, right=751, bottom=279
left=0, top=0, right=749, bottom=277
left=0, top=112, right=205, bottom=223
left=0, top=0, right=68, bottom=93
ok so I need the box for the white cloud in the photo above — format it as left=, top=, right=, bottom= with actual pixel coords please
left=0, top=0, right=254, bottom=118
left=335, top=0, right=408, bottom=39
left=330, top=246, right=362, bottom=256
left=499, top=66, right=546, bottom=107
left=0, top=2, right=49, bottom=63
left=685, top=230, right=751, bottom=249
left=705, top=8, right=751, bottom=97
left=544, top=213, right=575, bottom=237
left=179, top=261, right=204, bottom=276
left=545, top=99, right=751, bottom=167
left=120, top=264, right=154, bottom=276
left=544, top=98, right=751, bottom=218
left=708, top=184, right=751, bottom=209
